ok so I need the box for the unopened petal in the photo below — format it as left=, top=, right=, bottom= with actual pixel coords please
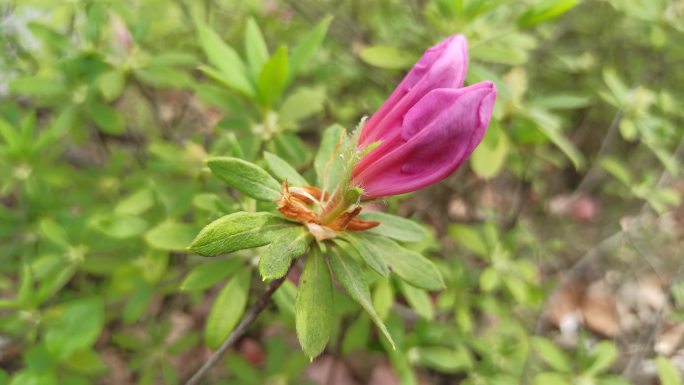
left=358, top=35, right=469, bottom=148
left=354, top=82, right=496, bottom=199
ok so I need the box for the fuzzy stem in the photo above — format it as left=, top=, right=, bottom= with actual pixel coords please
left=183, top=272, right=290, bottom=385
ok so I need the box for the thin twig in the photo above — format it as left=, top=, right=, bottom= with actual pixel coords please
left=183, top=273, right=290, bottom=385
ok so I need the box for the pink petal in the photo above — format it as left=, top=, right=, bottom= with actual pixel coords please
left=354, top=82, right=496, bottom=199
left=358, top=35, right=469, bottom=148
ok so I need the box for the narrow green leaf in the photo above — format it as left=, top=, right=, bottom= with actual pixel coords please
left=354, top=233, right=444, bottom=291
left=207, top=157, right=281, bottom=201
left=336, top=235, right=389, bottom=278
left=531, top=337, right=571, bottom=372
left=471, top=122, right=509, bottom=179
left=584, top=341, right=617, bottom=376
left=204, top=269, right=251, bottom=349
left=525, top=108, right=585, bottom=170
left=279, top=87, right=324, bottom=127
left=189, top=212, right=293, bottom=257
left=259, top=227, right=311, bottom=280
left=86, top=101, right=125, bottom=135
left=98, top=70, right=125, bottom=101
left=411, top=346, right=473, bottom=373
left=397, top=280, right=434, bottom=320
left=180, top=259, right=243, bottom=291
left=328, top=249, right=395, bottom=349
left=656, top=356, right=683, bottom=385
left=0, top=117, right=19, bottom=148
left=372, top=279, right=393, bottom=320
left=357, top=211, right=426, bottom=242
left=263, top=151, right=308, bottom=186
left=289, top=16, right=332, bottom=78
left=196, top=23, right=255, bottom=96
left=257, top=45, right=289, bottom=107
left=145, top=222, right=197, bottom=251
left=518, top=0, right=579, bottom=27
left=314, top=124, right=345, bottom=190
left=273, top=132, right=311, bottom=167
left=359, top=46, right=417, bottom=70
left=244, top=18, right=269, bottom=76
left=295, top=252, right=333, bottom=359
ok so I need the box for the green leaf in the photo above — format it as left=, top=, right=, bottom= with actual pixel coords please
left=135, top=66, right=193, bottom=88
left=43, top=297, right=104, bottom=358
left=196, top=22, right=254, bottom=97
left=180, top=259, right=243, bottom=291
left=263, top=151, right=308, bottom=186
left=295, top=252, right=333, bottom=359
left=314, top=124, right=345, bottom=191
left=411, top=346, right=472, bottom=372
left=525, top=108, right=585, bottom=170
left=244, top=18, right=269, bottom=76
left=359, top=46, right=417, bottom=70
left=531, top=337, right=571, bottom=372
left=115, top=188, right=155, bottom=216
left=257, top=45, right=289, bottom=107
left=471, top=122, right=509, bottom=179
left=9, top=76, right=65, bottom=98
left=94, top=214, right=149, bottom=239
left=259, top=227, right=311, bottom=280
left=98, top=70, right=125, bottom=101
left=0, top=117, right=19, bottom=148
left=354, top=233, right=444, bottom=291
left=144, top=221, right=197, bottom=251
left=207, top=157, right=281, bottom=201
left=584, top=341, right=617, bottom=376
left=204, top=269, right=251, bottom=349
left=279, top=87, right=324, bottom=127
left=656, top=356, right=683, bottom=385
left=273, top=132, right=311, bottom=167
left=397, top=280, right=434, bottom=320
left=289, top=16, right=332, bottom=78
left=336, top=235, right=389, bottom=278
left=86, top=101, right=125, bottom=135
left=357, top=211, right=426, bottom=242
left=189, top=212, right=293, bottom=257
left=372, top=279, right=393, bottom=320
left=533, top=373, right=571, bottom=385
left=328, top=248, right=395, bottom=349
left=518, top=0, right=579, bottom=27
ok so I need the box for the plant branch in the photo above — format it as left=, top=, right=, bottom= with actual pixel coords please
left=183, top=272, right=290, bottom=385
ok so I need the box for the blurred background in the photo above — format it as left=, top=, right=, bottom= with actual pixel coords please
left=1, top=0, right=684, bottom=384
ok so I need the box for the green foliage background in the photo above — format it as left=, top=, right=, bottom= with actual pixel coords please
left=1, top=0, right=683, bottom=384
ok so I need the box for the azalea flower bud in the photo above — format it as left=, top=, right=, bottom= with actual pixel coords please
left=352, top=35, right=496, bottom=200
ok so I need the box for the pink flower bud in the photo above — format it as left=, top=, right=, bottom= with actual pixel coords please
left=352, top=35, right=496, bottom=200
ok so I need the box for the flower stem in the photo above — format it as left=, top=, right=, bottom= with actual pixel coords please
left=183, top=270, right=290, bottom=385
